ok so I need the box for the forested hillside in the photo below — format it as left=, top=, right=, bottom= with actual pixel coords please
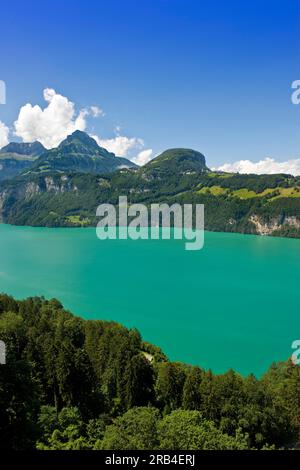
left=1, top=167, right=300, bottom=237
left=0, top=294, right=299, bottom=450
left=1, top=141, right=300, bottom=237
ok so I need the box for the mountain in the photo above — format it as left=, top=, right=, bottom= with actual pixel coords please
left=26, top=130, right=138, bottom=175
left=128, top=148, right=210, bottom=197
left=143, top=148, right=208, bottom=176
left=0, top=141, right=46, bottom=157
left=0, top=141, right=46, bottom=180
left=1, top=145, right=300, bottom=237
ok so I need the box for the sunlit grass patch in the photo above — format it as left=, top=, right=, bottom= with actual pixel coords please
left=197, top=185, right=229, bottom=196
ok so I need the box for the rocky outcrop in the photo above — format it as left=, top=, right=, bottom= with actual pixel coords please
left=24, top=181, right=41, bottom=198
left=23, top=175, right=77, bottom=197
left=0, top=174, right=79, bottom=219
left=249, top=214, right=300, bottom=235
left=0, top=190, right=8, bottom=221
left=284, top=216, right=300, bottom=229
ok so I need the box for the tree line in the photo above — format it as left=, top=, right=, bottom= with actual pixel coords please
left=0, top=294, right=299, bottom=450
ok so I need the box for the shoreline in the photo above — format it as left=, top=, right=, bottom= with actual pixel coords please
left=1, top=221, right=300, bottom=242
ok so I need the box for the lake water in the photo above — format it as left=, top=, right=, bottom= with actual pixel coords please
left=0, top=223, right=299, bottom=376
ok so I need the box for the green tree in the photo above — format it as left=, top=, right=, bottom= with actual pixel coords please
left=0, top=360, right=40, bottom=450
left=284, top=362, right=300, bottom=437
left=155, top=362, right=186, bottom=413
left=101, top=407, right=160, bottom=450
left=124, top=354, right=155, bottom=409
left=36, top=407, right=90, bottom=450
left=182, top=366, right=203, bottom=410
left=158, top=410, right=248, bottom=450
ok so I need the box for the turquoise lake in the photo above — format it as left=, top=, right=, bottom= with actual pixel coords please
left=0, top=223, right=299, bottom=377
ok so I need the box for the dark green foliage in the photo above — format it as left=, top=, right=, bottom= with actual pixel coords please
left=101, top=407, right=160, bottom=450
left=143, top=148, right=208, bottom=176
left=155, top=362, right=187, bottom=413
left=123, top=354, right=155, bottom=408
left=182, top=366, right=203, bottom=410
left=37, top=407, right=88, bottom=450
left=0, top=294, right=299, bottom=450
left=158, top=410, right=248, bottom=450
left=0, top=358, right=40, bottom=450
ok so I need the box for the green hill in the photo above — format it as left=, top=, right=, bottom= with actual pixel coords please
left=0, top=143, right=300, bottom=237
left=142, top=148, right=208, bottom=176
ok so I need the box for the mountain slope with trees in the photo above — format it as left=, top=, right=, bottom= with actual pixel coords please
left=0, top=137, right=300, bottom=237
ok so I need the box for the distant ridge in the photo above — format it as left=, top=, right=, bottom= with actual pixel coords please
left=0, top=141, right=46, bottom=181
left=0, top=141, right=46, bottom=157
left=26, top=130, right=138, bottom=175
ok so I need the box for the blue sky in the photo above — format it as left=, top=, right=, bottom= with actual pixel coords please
left=0, top=0, right=300, bottom=170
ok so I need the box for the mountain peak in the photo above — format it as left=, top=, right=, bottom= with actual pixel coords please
left=154, top=148, right=206, bottom=164
left=59, top=130, right=100, bottom=150
left=25, top=130, right=137, bottom=175
left=144, top=148, right=208, bottom=173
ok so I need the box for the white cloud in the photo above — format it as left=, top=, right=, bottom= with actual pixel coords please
left=90, top=106, right=104, bottom=117
left=14, top=88, right=103, bottom=149
left=92, top=134, right=144, bottom=157
left=5, top=87, right=149, bottom=159
left=0, top=121, right=9, bottom=149
left=213, top=157, right=300, bottom=177
left=132, top=148, right=153, bottom=166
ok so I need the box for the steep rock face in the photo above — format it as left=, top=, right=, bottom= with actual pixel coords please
left=249, top=215, right=281, bottom=235
left=0, top=190, right=8, bottom=221
left=249, top=214, right=300, bottom=235
left=24, top=181, right=41, bottom=198
left=22, top=175, right=78, bottom=197
left=0, top=174, right=79, bottom=219
left=285, top=216, right=300, bottom=228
